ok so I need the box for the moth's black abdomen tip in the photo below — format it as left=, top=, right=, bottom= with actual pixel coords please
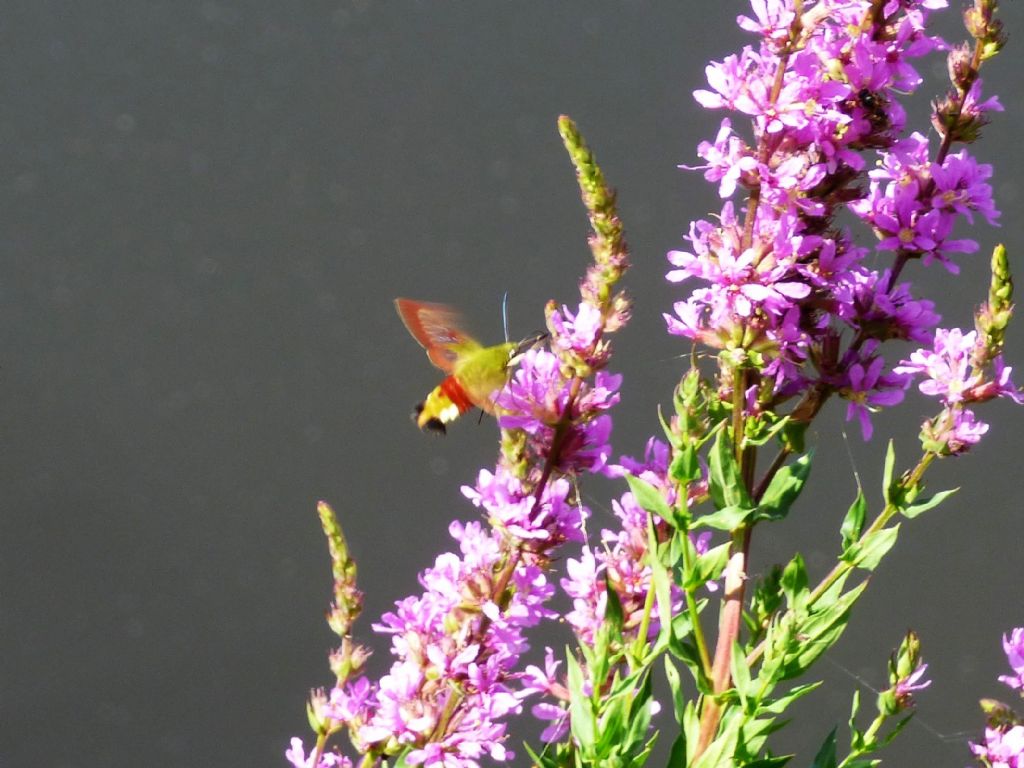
left=411, top=402, right=446, bottom=434
left=423, top=418, right=447, bottom=435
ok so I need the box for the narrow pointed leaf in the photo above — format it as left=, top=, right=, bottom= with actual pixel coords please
left=846, top=525, right=899, bottom=572
left=781, top=554, right=809, bottom=611
left=755, top=452, right=813, bottom=522
left=684, top=541, right=731, bottom=590
left=709, top=429, right=753, bottom=511
left=841, top=489, right=867, bottom=552
left=565, top=652, right=596, bottom=750
left=902, top=488, right=958, bottom=519
left=627, top=473, right=682, bottom=529
left=882, top=441, right=896, bottom=506
left=693, top=504, right=752, bottom=531
left=810, top=728, right=838, bottom=768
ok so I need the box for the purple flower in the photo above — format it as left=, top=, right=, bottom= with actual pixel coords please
left=930, top=150, right=999, bottom=226
left=349, top=508, right=574, bottom=764
left=896, top=328, right=1024, bottom=406
left=686, top=119, right=758, bottom=198
left=839, top=347, right=908, bottom=440
left=518, top=648, right=571, bottom=742
left=495, top=349, right=620, bottom=473
left=970, top=725, right=1024, bottom=768
left=737, top=0, right=796, bottom=46
left=529, top=700, right=571, bottom=744
left=327, top=678, right=373, bottom=728
left=851, top=130, right=992, bottom=272
left=833, top=270, right=940, bottom=344
left=463, top=469, right=585, bottom=545
left=285, top=739, right=352, bottom=768
left=915, top=406, right=987, bottom=455
left=561, top=547, right=606, bottom=644
left=999, top=628, right=1024, bottom=691
left=894, top=662, right=931, bottom=703
left=548, top=302, right=609, bottom=368
left=960, top=78, right=1004, bottom=122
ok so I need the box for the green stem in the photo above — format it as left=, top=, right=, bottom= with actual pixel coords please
left=837, top=711, right=887, bottom=768
left=695, top=369, right=755, bottom=757
left=746, top=450, right=936, bottom=667
left=631, top=569, right=659, bottom=667
left=681, top=535, right=714, bottom=676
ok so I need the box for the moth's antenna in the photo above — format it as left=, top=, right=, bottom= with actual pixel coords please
left=501, top=290, right=511, bottom=343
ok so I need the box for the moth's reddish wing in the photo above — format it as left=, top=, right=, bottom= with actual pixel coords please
left=394, top=298, right=472, bottom=373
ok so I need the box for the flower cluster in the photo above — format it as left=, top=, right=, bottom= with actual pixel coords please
left=288, top=485, right=584, bottom=768
left=970, top=628, right=1024, bottom=767
left=290, top=117, right=631, bottom=767
left=971, top=727, right=1024, bottom=768
left=665, top=0, right=1005, bottom=441
left=494, top=347, right=620, bottom=475
left=896, top=327, right=1022, bottom=453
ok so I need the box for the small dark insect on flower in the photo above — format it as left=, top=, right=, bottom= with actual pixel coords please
left=857, top=87, right=880, bottom=112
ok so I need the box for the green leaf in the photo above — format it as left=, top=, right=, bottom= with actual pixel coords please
left=670, top=444, right=701, bottom=486
left=881, top=440, right=896, bottom=506
left=737, top=717, right=789, bottom=760
left=603, top=572, right=625, bottom=633
left=591, top=577, right=620, bottom=684
left=845, top=525, right=899, bottom=572
left=743, top=757, right=794, bottom=768
left=684, top=541, right=731, bottom=590
left=692, top=708, right=742, bottom=768
left=668, top=634, right=710, bottom=692
left=780, top=419, right=808, bottom=453
left=666, top=733, right=688, bottom=768
left=682, top=700, right=701, bottom=760
left=565, top=652, right=596, bottom=751
left=670, top=598, right=705, bottom=642
left=693, top=504, right=752, bottom=531
left=709, top=429, right=754, bottom=511
left=901, top=488, right=958, bottom=519
left=743, top=414, right=792, bottom=447
left=647, top=522, right=675, bottom=635
left=626, top=473, right=683, bottom=529
left=877, top=712, right=915, bottom=748
left=623, top=671, right=656, bottom=756
left=781, top=554, right=809, bottom=612
left=779, top=581, right=868, bottom=680
left=841, top=488, right=867, bottom=552
left=810, top=728, right=838, bottom=768
left=849, top=689, right=865, bottom=752
left=760, top=681, right=822, bottom=714
left=665, top=657, right=686, bottom=724
left=755, top=452, right=813, bottom=522
left=731, top=639, right=753, bottom=710
left=658, top=403, right=675, bottom=448
left=520, top=742, right=561, bottom=768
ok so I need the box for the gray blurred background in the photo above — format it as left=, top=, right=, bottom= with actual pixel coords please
left=2, top=2, right=1022, bottom=766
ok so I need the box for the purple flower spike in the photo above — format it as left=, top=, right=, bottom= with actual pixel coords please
left=496, top=349, right=620, bottom=473
left=999, top=628, right=1024, bottom=691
